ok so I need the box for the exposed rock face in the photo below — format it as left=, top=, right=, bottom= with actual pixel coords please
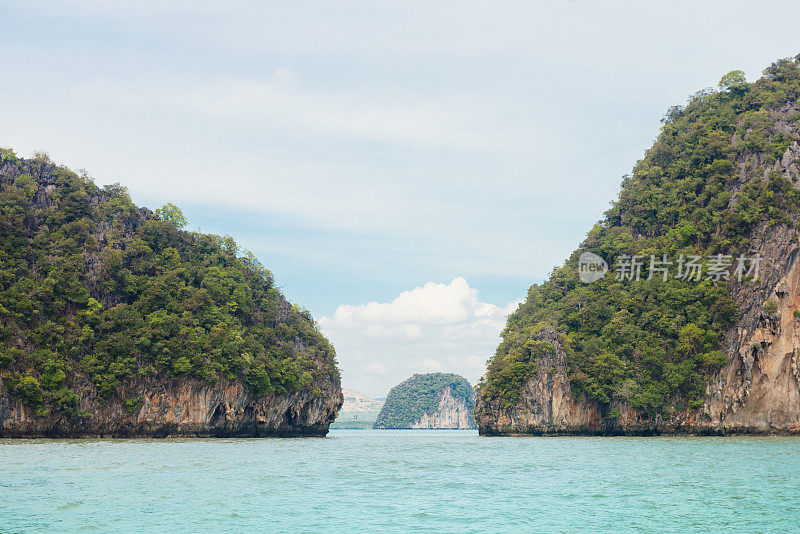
left=476, top=107, right=800, bottom=436
left=701, top=221, right=800, bottom=434
left=0, top=374, right=342, bottom=438
left=410, top=387, right=475, bottom=429
left=476, top=327, right=606, bottom=435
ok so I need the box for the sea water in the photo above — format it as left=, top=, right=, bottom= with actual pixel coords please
left=2, top=430, right=799, bottom=532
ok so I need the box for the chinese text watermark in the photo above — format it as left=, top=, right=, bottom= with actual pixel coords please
left=578, top=252, right=762, bottom=284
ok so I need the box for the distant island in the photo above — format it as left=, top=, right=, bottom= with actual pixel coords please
left=374, top=373, right=476, bottom=429
left=330, top=389, right=384, bottom=429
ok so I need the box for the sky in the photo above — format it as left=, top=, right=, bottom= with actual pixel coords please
left=2, top=1, right=800, bottom=397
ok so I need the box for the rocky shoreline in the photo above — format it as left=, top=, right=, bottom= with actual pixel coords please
left=0, top=375, right=343, bottom=438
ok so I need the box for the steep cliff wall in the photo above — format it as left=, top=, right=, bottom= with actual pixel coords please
left=475, top=327, right=606, bottom=435
left=700, top=220, right=800, bottom=433
left=1, top=374, right=342, bottom=437
left=410, top=387, right=475, bottom=429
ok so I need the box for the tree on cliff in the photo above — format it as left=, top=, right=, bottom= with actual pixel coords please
left=154, top=203, right=188, bottom=229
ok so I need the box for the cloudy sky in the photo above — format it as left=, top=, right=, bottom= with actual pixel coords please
left=2, top=1, right=800, bottom=397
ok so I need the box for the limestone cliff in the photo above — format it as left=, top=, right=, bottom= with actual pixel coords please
left=476, top=58, right=800, bottom=435
left=374, top=373, right=476, bottom=429
left=409, top=386, right=475, bottom=429
left=1, top=374, right=342, bottom=437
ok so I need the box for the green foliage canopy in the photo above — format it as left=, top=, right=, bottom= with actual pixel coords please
left=479, top=56, right=800, bottom=417
left=0, top=153, right=338, bottom=417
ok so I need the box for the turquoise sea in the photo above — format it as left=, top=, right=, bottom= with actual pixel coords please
left=2, top=430, right=800, bottom=533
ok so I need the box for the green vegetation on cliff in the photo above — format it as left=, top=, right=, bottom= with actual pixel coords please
left=479, top=56, right=800, bottom=415
left=374, top=373, right=474, bottom=428
left=0, top=151, right=338, bottom=418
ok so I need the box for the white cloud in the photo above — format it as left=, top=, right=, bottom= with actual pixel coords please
left=319, top=277, right=520, bottom=398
